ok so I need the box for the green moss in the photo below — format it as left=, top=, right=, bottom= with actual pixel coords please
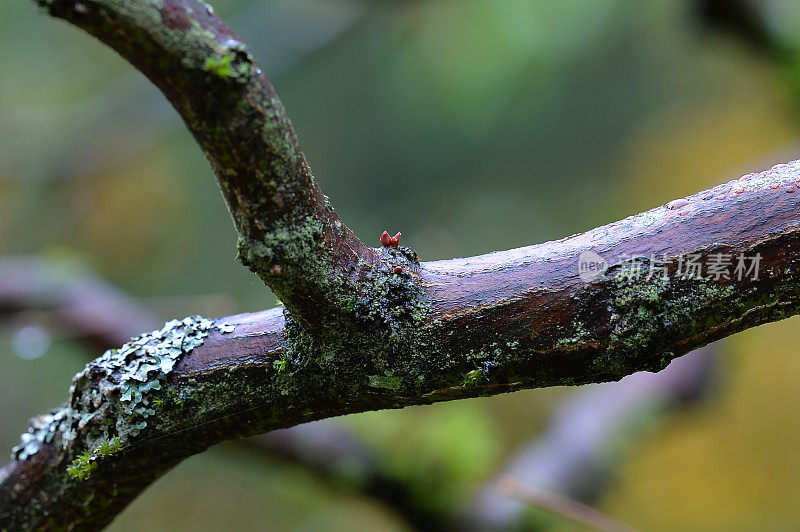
left=95, top=437, right=123, bottom=457
left=65, top=436, right=123, bottom=481
left=204, top=53, right=234, bottom=77
left=202, top=51, right=252, bottom=81
left=462, top=369, right=486, bottom=387
left=66, top=451, right=97, bottom=481
left=273, top=358, right=288, bottom=373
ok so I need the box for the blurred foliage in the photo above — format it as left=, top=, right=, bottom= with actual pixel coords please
left=341, top=402, right=500, bottom=513
left=601, top=320, right=800, bottom=531
left=5, top=0, right=800, bottom=530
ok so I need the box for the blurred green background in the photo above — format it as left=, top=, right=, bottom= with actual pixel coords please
left=4, top=0, right=800, bottom=530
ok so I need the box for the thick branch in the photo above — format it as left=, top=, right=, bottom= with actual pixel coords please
left=0, top=258, right=442, bottom=528
left=36, top=0, right=376, bottom=330
left=0, top=257, right=718, bottom=530
left=5, top=161, right=800, bottom=528
left=7, top=0, right=800, bottom=529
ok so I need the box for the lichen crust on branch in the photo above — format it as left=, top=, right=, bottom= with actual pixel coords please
left=6, top=159, right=800, bottom=528
left=11, top=0, right=800, bottom=527
left=12, top=316, right=235, bottom=479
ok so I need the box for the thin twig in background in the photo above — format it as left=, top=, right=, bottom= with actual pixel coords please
left=499, top=478, right=639, bottom=532
left=468, top=344, right=717, bottom=529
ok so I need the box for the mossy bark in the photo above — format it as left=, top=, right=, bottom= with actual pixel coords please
left=6, top=0, right=800, bottom=529
left=38, top=0, right=377, bottom=332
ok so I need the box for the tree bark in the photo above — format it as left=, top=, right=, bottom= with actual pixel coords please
left=39, top=0, right=376, bottom=332
left=4, top=0, right=800, bottom=529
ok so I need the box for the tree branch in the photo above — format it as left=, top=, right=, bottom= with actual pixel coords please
left=37, top=0, right=376, bottom=330
left=247, top=423, right=454, bottom=531
left=0, top=257, right=718, bottom=530
left=6, top=0, right=800, bottom=528
left=5, top=161, right=800, bottom=528
left=0, top=257, right=443, bottom=529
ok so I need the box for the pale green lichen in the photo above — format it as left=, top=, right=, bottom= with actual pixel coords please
left=277, top=242, right=432, bottom=398
left=598, top=266, right=738, bottom=376
left=368, top=374, right=402, bottom=391
left=13, top=408, right=71, bottom=460
left=12, top=316, right=236, bottom=477
left=236, top=216, right=323, bottom=276
left=553, top=321, right=592, bottom=349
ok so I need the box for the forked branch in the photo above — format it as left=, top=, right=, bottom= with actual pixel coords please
left=4, top=0, right=800, bottom=529
left=39, top=0, right=376, bottom=330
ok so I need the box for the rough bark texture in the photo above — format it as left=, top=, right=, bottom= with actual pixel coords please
left=5, top=257, right=715, bottom=531
left=4, top=0, right=800, bottom=529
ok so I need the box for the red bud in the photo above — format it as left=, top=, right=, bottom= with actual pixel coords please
left=380, top=231, right=392, bottom=247
left=393, top=266, right=403, bottom=274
